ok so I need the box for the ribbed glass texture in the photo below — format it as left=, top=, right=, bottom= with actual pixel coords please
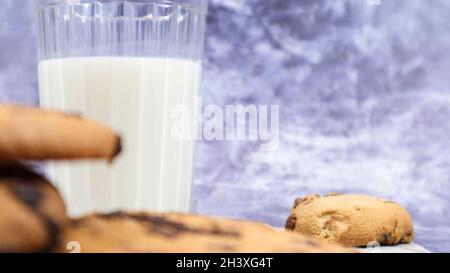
left=36, top=0, right=207, bottom=216
left=37, top=0, right=207, bottom=60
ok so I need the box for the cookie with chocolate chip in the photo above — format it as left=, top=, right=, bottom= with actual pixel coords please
left=0, top=104, right=121, bottom=161
left=0, top=163, right=67, bottom=252
left=61, top=211, right=355, bottom=253
left=285, top=194, right=414, bottom=247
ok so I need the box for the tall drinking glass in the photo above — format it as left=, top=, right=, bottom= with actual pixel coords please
left=36, top=0, right=207, bottom=216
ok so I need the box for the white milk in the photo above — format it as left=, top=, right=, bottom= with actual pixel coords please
left=38, top=57, right=201, bottom=216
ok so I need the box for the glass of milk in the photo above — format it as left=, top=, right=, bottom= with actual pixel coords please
left=36, top=0, right=207, bottom=216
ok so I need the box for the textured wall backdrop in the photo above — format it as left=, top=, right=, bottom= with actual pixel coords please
left=1, top=0, right=450, bottom=252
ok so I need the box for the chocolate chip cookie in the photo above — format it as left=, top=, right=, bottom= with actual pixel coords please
left=0, top=163, right=67, bottom=252
left=0, top=104, right=121, bottom=161
left=61, top=211, right=355, bottom=253
left=285, top=194, right=414, bottom=247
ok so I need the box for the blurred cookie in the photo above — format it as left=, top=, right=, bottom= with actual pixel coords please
left=285, top=194, right=414, bottom=247
left=62, top=211, right=355, bottom=253
left=0, top=163, right=67, bottom=252
left=0, top=104, right=121, bottom=161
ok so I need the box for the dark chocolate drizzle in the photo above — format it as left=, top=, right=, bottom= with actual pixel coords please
left=10, top=181, right=44, bottom=209
left=0, top=162, right=45, bottom=181
left=1, top=163, right=46, bottom=211
left=113, top=136, right=123, bottom=158
left=38, top=216, right=61, bottom=253
left=99, top=211, right=241, bottom=238
left=1, top=163, right=62, bottom=253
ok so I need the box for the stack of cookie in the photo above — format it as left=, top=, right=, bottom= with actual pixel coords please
left=0, top=104, right=354, bottom=253
left=0, top=104, right=121, bottom=252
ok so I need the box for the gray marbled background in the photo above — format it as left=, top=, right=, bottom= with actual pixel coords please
left=1, top=0, right=450, bottom=252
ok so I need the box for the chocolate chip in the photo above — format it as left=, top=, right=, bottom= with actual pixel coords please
left=284, top=214, right=297, bottom=230
left=377, top=233, right=392, bottom=245
left=293, top=198, right=303, bottom=208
